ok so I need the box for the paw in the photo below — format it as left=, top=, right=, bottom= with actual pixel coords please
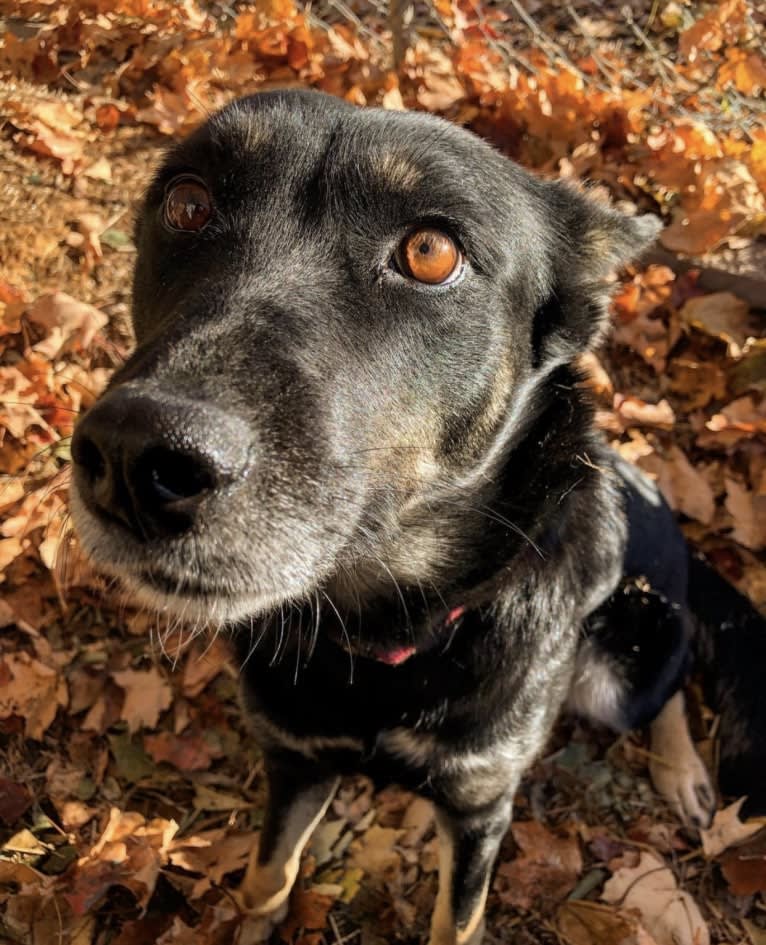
left=649, top=751, right=716, bottom=829
left=234, top=897, right=288, bottom=944
left=428, top=916, right=486, bottom=945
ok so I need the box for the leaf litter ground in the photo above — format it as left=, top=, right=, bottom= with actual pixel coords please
left=0, top=2, right=765, bottom=943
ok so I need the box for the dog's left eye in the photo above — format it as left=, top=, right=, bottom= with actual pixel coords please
left=396, top=228, right=463, bottom=285
left=163, top=177, right=213, bottom=232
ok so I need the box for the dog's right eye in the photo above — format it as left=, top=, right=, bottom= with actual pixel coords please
left=163, top=177, right=213, bottom=233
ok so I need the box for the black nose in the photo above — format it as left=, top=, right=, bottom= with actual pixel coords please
left=71, top=386, right=251, bottom=540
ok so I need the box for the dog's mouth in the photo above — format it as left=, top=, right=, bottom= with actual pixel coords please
left=138, top=568, right=225, bottom=599
left=70, top=487, right=299, bottom=624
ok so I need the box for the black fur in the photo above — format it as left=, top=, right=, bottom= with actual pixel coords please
left=69, top=90, right=766, bottom=943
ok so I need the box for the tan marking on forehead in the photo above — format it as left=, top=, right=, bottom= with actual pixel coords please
left=372, top=151, right=422, bottom=190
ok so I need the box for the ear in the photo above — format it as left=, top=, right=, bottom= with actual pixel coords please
left=531, top=181, right=662, bottom=367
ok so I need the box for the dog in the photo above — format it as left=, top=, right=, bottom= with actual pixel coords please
left=69, top=90, right=766, bottom=945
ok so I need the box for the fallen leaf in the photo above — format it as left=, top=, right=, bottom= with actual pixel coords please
left=495, top=820, right=583, bottom=911
left=602, top=851, right=709, bottom=945
left=614, top=395, right=675, bottom=430
left=3, top=96, right=88, bottom=174
left=0, top=776, right=32, bottom=825
left=659, top=209, right=741, bottom=255
left=348, top=824, right=403, bottom=880
left=743, top=919, right=766, bottom=945
left=637, top=444, right=716, bottom=525
left=112, top=666, right=173, bottom=733
left=720, top=829, right=766, bottom=896
left=557, top=900, right=658, bottom=945
left=724, top=477, right=766, bottom=550
left=679, top=292, right=752, bottom=357
left=67, top=809, right=179, bottom=914
left=144, top=728, right=217, bottom=772
left=730, top=338, right=766, bottom=395
left=700, top=798, right=766, bottom=858
left=26, top=293, right=108, bottom=358
left=667, top=359, right=727, bottom=410
left=0, top=652, right=68, bottom=739
left=182, top=637, right=231, bottom=698
left=169, top=828, right=253, bottom=898
left=698, top=396, right=766, bottom=449
left=279, top=887, right=335, bottom=943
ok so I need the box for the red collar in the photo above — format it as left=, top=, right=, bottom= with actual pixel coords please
left=375, top=605, right=467, bottom=666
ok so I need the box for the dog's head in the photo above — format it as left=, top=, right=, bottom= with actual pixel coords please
left=70, top=90, right=658, bottom=628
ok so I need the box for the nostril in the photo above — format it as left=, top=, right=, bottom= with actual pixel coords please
left=136, top=446, right=216, bottom=505
left=72, top=432, right=106, bottom=482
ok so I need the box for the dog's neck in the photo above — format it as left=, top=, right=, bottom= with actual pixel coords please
left=316, top=364, right=606, bottom=651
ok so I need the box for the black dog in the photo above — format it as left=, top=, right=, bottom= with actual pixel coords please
left=69, top=90, right=766, bottom=945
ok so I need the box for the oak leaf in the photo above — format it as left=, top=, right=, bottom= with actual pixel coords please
left=0, top=652, right=67, bottom=739
left=602, top=851, right=709, bottom=945
left=112, top=666, right=173, bottom=733
left=700, top=798, right=766, bottom=858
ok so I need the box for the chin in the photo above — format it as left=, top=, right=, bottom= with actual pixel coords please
left=69, top=487, right=301, bottom=628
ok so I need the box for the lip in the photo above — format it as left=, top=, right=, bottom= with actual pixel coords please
left=139, top=568, right=225, bottom=599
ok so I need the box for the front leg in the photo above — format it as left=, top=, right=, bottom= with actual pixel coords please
left=238, top=752, right=339, bottom=922
left=429, top=794, right=514, bottom=945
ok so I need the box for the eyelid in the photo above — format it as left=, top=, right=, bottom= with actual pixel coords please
left=162, top=171, right=209, bottom=195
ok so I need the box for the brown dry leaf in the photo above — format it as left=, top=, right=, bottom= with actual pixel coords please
left=495, top=820, right=583, bottom=911
left=67, top=808, right=179, bottom=914
left=743, top=921, right=766, bottom=945
left=679, top=292, right=751, bottom=357
left=717, top=48, right=766, bottom=95
left=0, top=364, right=54, bottom=442
left=724, top=477, right=766, bottom=550
left=3, top=96, right=89, bottom=174
left=112, top=666, right=173, bottom=733
left=720, top=829, right=766, bottom=896
left=667, top=359, right=727, bottom=410
left=730, top=338, right=766, bottom=395
left=679, top=0, right=749, bottom=61
left=3, top=885, right=67, bottom=945
left=700, top=798, right=766, bottom=858
left=557, top=900, right=658, bottom=945
left=0, top=651, right=68, bottom=739
left=348, top=823, right=403, bottom=880
left=169, top=828, right=253, bottom=899
left=135, top=88, right=205, bottom=135
left=637, top=444, right=716, bottom=525
left=71, top=213, right=106, bottom=271
left=602, top=851, right=709, bottom=945
left=26, top=293, right=108, bottom=358
left=660, top=204, right=742, bottom=253
left=181, top=637, right=231, bottom=698
left=417, top=72, right=465, bottom=111
left=144, top=728, right=217, bottom=772
left=279, top=887, right=336, bottom=944
left=612, top=301, right=679, bottom=373
left=614, top=395, right=675, bottom=431
left=0, top=775, right=32, bottom=825
left=698, top=396, right=766, bottom=449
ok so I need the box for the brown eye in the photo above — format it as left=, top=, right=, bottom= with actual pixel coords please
left=164, top=177, right=213, bottom=232
left=399, top=228, right=462, bottom=285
